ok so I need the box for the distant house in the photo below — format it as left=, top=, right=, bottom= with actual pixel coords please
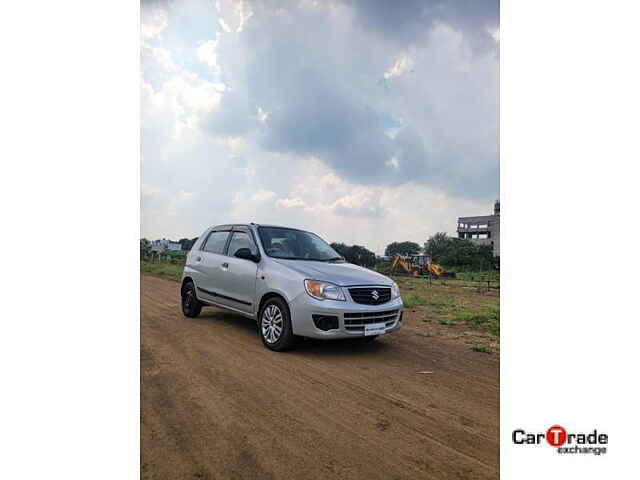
left=151, top=239, right=182, bottom=253
left=167, top=242, right=182, bottom=252
left=457, top=200, right=500, bottom=257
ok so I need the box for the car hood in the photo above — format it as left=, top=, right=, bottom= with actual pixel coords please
left=273, top=259, right=392, bottom=286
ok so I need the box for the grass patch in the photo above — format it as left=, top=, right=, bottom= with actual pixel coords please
left=401, top=295, right=429, bottom=308
left=393, top=274, right=499, bottom=338
left=443, top=269, right=500, bottom=282
left=427, top=299, right=450, bottom=310
left=454, top=308, right=500, bottom=336
left=141, top=260, right=182, bottom=282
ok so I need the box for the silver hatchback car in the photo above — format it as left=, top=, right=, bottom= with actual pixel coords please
left=181, top=224, right=403, bottom=351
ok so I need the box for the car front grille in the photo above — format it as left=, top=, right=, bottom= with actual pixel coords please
left=348, top=287, right=391, bottom=305
left=343, top=309, right=399, bottom=332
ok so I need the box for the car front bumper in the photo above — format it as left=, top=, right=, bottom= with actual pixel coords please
left=288, top=293, right=404, bottom=339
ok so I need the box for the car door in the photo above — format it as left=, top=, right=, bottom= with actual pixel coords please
left=196, top=229, right=233, bottom=306
left=222, top=228, right=259, bottom=314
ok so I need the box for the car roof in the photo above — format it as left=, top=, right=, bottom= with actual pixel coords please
left=208, top=224, right=317, bottom=237
left=253, top=223, right=295, bottom=229
left=211, top=223, right=302, bottom=230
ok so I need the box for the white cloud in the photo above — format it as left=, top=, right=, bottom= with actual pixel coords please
left=489, top=28, right=500, bottom=43
left=141, top=183, right=161, bottom=197
left=256, top=107, right=269, bottom=124
left=142, top=44, right=178, bottom=73
left=197, top=37, right=221, bottom=72
left=235, top=1, right=254, bottom=32
left=215, top=0, right=254, bottom=34
left=331, top=190, right=387, bottom=218
left=385, top=156, right=399, bottom=168
left=223, top=136, right=247, bottom=153
left=228, top=160, right=490, bottom=254
left=251, top=190, right=276, bottom=202
left=164, top=76, right=222, bottom=135
left=141, top=62, right=225, bottom=139
left=141, top=8, right=168, bottom=39
left=384, top=55, right=414, bottom=79
left=218, top=18, right=231, bottom=33
left=275, top=197, right=308, bottom=209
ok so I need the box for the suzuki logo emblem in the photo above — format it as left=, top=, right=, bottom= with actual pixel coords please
left=371, top=290, right=379, bottom=300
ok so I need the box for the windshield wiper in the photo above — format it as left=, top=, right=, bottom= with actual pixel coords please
left=272, top=256, right=345, bottom=262
left=272, top=256, right=312, bottom=260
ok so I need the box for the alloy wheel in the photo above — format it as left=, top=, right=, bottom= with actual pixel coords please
left=183, top=287, right=193, bottom=310
left=261, top=304, right=283, bottom=344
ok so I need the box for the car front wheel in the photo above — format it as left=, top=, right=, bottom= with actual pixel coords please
left=259, top=297, right=297, bottom=351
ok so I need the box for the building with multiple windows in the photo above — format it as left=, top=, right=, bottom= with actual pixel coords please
left=457, top=200, right=500, bottom=257
left=151, top=239, right=182, bottom=253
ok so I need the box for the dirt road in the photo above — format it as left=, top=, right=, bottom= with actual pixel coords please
left=141, top=275, right=499, bottom=479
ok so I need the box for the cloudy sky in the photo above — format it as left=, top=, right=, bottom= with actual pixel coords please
left=141, top=0, right=499, bottom=253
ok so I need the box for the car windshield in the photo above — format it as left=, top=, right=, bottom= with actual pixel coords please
left=257, top=227, right=342, bottom=261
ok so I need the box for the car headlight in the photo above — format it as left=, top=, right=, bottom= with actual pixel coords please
left=391, top=281, right=400, bottom=299
left=304, top=279, right=346, bottom=301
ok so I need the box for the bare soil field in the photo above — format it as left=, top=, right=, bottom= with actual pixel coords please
left=141, top=274, right=499, bottom=479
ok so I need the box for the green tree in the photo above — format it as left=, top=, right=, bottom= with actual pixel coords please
left=179, top=237, right=195, bottom=251
left=424, top=232, right=449, bottom=260
left=330, top=242, right=349, bottom=259
left=349, top=245, right=376, bottom=267
left=384, top=241, right=421, bottom=257
left=140, top=238, right=151, bottom=258
left=424, top=232, right=495, bottom=270
left=330, top=242, right=376, bottom=267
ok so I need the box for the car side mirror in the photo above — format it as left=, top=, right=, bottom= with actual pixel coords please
left=235, top=248, right=260, bottom=262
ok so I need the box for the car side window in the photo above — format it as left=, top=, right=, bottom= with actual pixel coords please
left=202, top=231, right=229, bottom=254
left=227, top=232, right=256, bottom=257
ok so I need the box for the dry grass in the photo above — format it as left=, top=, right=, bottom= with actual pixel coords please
left=392, top=275, right=500, bottom=352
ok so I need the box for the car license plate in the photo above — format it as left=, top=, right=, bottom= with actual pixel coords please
left=364, top=323, right=387, bottom=336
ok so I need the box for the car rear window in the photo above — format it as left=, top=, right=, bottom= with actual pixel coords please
left=202, top=231, right=229, bottom=254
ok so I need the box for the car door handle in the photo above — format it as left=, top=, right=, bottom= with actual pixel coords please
left=195, top=256, right=202, bottom=262
left=222, top=262, right=229, bottom=269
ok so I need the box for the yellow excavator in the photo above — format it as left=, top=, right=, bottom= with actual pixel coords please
left=390, top=254, right=445, bottom=278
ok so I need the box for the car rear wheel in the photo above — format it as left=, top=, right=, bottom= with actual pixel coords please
left=259, top=297, right=297, bottom=351
left=181, top=281, right=202, bottom=318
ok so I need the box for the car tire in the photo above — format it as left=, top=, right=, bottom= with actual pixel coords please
left=181, top=281, right=202, bottom=318
left=259, top=297, right=297, bottom=351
